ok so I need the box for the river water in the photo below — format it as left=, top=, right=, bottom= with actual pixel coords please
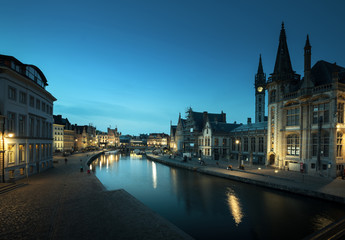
left=91, top=153, right=345, bottom=240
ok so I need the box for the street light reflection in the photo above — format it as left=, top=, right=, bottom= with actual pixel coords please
left=226, top=188, right=244, bottom=226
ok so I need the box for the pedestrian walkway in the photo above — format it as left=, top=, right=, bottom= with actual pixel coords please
left=147, top=154, right=345, bottom=204
left=0, top=152, right=193, bottom=240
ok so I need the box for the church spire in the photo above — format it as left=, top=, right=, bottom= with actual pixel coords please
left=273, top=22, right=294, bottom=75
left=257, top=54, right=264, bottom=74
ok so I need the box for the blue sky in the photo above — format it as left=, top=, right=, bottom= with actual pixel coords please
left=1, top=0, right=345, bottom=135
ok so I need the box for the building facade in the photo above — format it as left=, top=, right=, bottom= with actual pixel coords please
left=266, top=23, right=345, bottom=177
left=0, top=54, right=56, bottom=182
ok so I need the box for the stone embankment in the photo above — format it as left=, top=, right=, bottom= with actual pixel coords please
left=146, top=154, right=345, bottom=204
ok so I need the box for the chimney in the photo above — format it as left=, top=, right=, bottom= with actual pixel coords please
left=247, top=118, right=252, bottom=124
left=221, top=111, right=226, bottom=122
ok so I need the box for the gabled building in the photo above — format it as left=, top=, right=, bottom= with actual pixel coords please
left=175, top=108, right=226, bottom=154
left=198, top=117, right=241, bottom=160
left=0, top=54, right=56, bottom=182
left=107, top=127, right=120, bottom=148
left=73, top=124, right=96, bottom=150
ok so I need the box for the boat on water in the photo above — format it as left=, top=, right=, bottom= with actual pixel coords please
left=133, top=149, right=146, bottom=155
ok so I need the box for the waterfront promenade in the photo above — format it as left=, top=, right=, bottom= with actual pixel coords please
left=0, top=152, right=193, bottom=240
left=146, top=154, right=345, bottom=204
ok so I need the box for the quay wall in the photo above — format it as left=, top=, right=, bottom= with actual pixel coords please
left=146, top=154, right=345, bottom=204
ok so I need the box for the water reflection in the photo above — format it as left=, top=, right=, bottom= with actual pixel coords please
left=152, top=161, right=157, bottom=189
left=91, top=153, right=345, bottom=240
left=226, top=188, right=244, bottom=226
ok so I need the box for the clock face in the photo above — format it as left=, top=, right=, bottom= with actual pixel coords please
left=257, top=86, right=263, bottom=92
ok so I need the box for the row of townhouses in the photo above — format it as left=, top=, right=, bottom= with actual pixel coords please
left=170, top=24, right=345, bottom=178
left=0, top=54, right=122, bottom=182
left=53, top=115, right=121, bottom=153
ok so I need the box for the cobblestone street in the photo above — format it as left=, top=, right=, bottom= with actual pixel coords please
left=0, top=152, right=192, bottom=240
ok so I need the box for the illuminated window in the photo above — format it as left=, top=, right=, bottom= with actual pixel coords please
left=19, top=144, right=25, bottom=162
left=29, top=144, right=34, bottom=162
left=287, top=134, right=299, bottom=156
left=214, top=138, right=219, bottom=146
left=8, top=144, right=15, bottom=164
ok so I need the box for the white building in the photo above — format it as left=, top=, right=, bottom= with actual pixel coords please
left=53, top=123, right=64, bottom=152
left=0, top=54, right=56, bottom=182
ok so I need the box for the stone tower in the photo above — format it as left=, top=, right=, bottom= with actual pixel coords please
left=255, top=54, right=266, bottom=123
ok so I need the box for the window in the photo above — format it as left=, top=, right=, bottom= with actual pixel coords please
left=8, top=112, right=16, bottom=132
left=35, top=144, right=39, bottom=161
left=337, top=132, right=343, bottom=157
left=214, top=138, right=219, bottom=146
left=8, top=86, right=16, bottom=100
left=313, top=103, right=329, bottom=124
left=223, top=138, right=227, bottom=147
left=338, top=103, right=344, bottom=123
left=259, top=137, right=264, bottom=152
left=29, top=144, right=34, bottom=162
left=29, top=117, right=34, bottom=137
left=286, top=108, right=300, bottom=126
left=251, top=137, right=256, bottom=152
left=36, top=119, right=40, bottom=137
left=19, top=115, right=26, bottom=136
left=19, top=144, right=25, bottom=162
left=8, top=144, right=15, bottom=164
left=270, top=90, right=276, bottom=103
left=29, top=95, right=35, bottom=107
left=36, top=99, right=40, bottom=110
left=311, top=132, right=329, bottom=157
left=232, top=138, right=236, bottom=151
left=244, top=137, right=248, bottom=152
left=287, top=134, right=299, bottom=156
left=42, top=102, right=46, bottom=112
left=19, top=91, right=27, bottom=104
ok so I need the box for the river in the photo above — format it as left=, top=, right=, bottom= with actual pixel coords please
left=91, top=153, right=345, bottom=240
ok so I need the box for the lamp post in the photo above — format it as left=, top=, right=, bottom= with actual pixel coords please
left=236, top=139, right=241, bottom=169
left=0, top=115, right=14, bottom=183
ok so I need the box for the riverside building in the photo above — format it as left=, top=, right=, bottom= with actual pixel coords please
left=266, top=23, right=345, bottom=178
left=0, top=54, right=56, bottom=182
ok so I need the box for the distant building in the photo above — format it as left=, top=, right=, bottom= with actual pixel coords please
left=73, top=124, right=96, bottom=150
left=96, top=131, right=108, bottom=148
left=169, top=125, right=177, bottom=151
left=198, top=117, right=241, bottom=160
left=175, top=108, right=226, bottom=154
left=53, top=115, right=74, bottom=153
left=0, top=54, right=56, bottom=182
left=107, top=127, right=120, bottom=147
left=147, top=133, right=169, bottom=147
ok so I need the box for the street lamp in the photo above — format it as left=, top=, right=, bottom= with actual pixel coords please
left=0, top=114, right=15, bottom=183
left=236, top=139, right=241, bottom=169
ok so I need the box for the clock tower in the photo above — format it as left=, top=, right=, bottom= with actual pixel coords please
left=255, top=54, right=266, bottom=123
